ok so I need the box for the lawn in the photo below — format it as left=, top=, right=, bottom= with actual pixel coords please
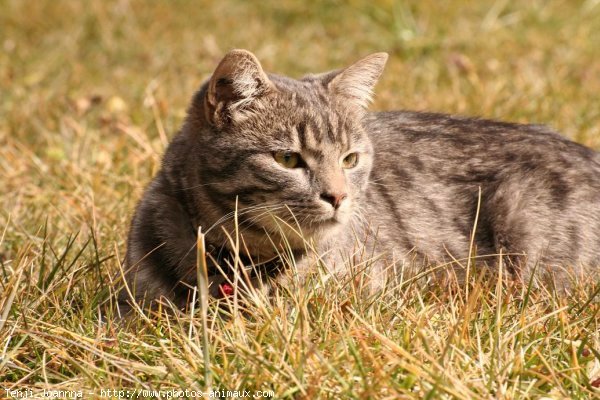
left=1, top=0, right=599, bottom=398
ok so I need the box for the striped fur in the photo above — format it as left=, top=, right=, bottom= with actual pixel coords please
left=121, top=50, right=600, bottom=309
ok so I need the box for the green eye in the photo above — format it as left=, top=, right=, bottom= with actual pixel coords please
left=342, top=153, right=359, bottom=169
left=274, top=151, right=300, bottom=168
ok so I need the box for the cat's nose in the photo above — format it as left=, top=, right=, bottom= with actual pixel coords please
left=320, top=192, right=348, bottom=209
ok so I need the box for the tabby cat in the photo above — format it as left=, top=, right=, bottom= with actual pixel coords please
left=121, top=49, right=600, bottom=309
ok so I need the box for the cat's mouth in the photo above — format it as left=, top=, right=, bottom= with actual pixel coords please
left=310, top=209, right=348, bottom=227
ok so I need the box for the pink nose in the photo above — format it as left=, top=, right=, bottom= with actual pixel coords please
left=320, top=192, right=348, bottom=209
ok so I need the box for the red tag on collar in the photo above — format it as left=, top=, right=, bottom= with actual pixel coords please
left=219, top=282, right=234, bottom=297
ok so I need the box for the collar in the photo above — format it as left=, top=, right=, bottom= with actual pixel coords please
left=204, top=242, right=285, bottom=279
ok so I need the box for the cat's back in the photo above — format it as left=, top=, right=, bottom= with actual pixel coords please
left=365, top=110, right=600, bottom=180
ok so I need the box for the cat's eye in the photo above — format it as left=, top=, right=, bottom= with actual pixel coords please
left=274, top=151, right=301, bottom=168
left=342, top=153, right=359, bottom=169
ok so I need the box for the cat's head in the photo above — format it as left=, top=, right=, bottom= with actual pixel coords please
left=190, top=49, right=387, bottom=250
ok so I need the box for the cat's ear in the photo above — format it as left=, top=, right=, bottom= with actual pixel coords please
left=205, top=49, right=275, bottom=126
left=327, top=52, right=388, bottom=109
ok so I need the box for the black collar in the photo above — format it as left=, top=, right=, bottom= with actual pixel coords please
left=204, top=242, right=287, bottom=279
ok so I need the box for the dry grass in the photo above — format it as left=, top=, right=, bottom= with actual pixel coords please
left=1, top=0, right=599, bottom=398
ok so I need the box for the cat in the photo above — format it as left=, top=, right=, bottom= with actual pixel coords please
left=120, top=49, right=600, bottom=310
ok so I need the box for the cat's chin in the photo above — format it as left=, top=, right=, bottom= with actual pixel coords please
left=305, top=213, right=348, bottom=232
left=313, top=218, right=341, bottom=228
left=297, top=221, right=339, bottom=242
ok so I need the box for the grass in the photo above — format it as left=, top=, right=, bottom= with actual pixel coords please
left=1, top=0, right=600, bottom=398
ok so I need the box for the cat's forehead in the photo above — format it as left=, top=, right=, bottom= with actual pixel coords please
left=275, top=105, right=366, bottom=153
left=269, top=76, right=357, bottom=121
left=270, top=74, right=330, bottom=105
left=279, top=95, right=358, bottom=138
left=221, top=73, right=368, bottom=149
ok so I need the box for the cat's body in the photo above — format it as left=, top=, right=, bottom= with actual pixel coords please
left=121, top=50, right=600, bottom=309
left=365, top=111, right=600, bottom=280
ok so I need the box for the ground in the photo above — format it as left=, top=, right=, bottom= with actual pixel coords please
left=1, top=0, right=599, bottom=398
